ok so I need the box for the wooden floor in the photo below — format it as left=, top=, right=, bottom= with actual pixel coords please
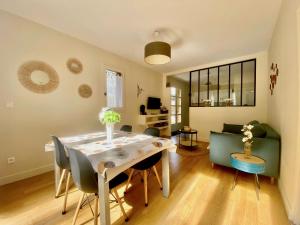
left=0, top=143, right=290, bottom=225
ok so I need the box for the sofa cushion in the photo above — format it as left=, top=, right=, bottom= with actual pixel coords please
left=251, top=123, right=267, bottom=138
left=222, top=124, right=243, bottom=134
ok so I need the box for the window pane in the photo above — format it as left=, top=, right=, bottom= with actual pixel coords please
left=171, top=115, right=176, bottom=124
left=170, top=87, right=176, bottom=96
left=171, top=106, right=176, bottom=114
left=242, top=61, right=255, bottom=106
left=177, top=89, right=181, bottom=97
left=177, top=97, right=181, bottom=106
left=171, top=96, right=176, bottom=105
left=199, top=70, right=208, bottom=106
left=177, top=106, right=181, bottom=115
left=230, top=63, right=242, bottom=106
left=177, top=115, right=182, bottom=123
left=219, top=66, right=229, bottom=106
left=209, top=67, right=218, bottom=106
left=190, top=71, right=198, bottom=106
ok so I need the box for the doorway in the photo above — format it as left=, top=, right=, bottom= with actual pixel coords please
left=167, top=73, right=190, bottom=136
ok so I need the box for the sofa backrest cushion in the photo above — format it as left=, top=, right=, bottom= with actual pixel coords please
left=251, top=123, right=267, bottom=138
left=222, top=124, right=243, bottom=134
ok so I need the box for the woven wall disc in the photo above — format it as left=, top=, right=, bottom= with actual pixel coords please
left=67, top=58, right=83, bottom=74
left=18, top=61, right=59, bottom=94
left=78, top=84, right=92, bottom=98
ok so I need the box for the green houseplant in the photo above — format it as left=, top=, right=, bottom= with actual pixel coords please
left=99, top=107, right=121, bottom=143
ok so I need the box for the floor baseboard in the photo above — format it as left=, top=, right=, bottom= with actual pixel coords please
left=278, top=179, right=293, bottom=222
left=0, top=164, right=54, bottom=186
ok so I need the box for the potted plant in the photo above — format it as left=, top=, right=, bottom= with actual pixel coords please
left=99, top=107, right=121, bottom=143
left=241, top=124, right=254, bottom=158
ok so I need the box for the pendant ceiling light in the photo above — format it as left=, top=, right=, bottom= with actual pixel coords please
left=144, top=31, right=171, bottom=65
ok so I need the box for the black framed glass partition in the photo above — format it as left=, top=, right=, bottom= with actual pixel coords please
left=189, top=59, right=256, bottom=107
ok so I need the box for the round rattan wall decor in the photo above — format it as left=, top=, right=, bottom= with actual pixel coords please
left=67, top=58, right=83, bottom=74
left=78, top=84, right=92, bottom=98
left=18, top=61, right=59, bottom=94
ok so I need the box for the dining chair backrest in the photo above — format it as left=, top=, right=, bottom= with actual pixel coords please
left=52, top=136, right=70, bottom=170
left=67, top=148, right=98, bottom=194
left=120, top=125, right=132, bottom=132
left=144, top=127, right=160, bottom=137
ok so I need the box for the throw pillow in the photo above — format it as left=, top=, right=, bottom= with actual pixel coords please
left=222, top=124, right=243, bottom=134
left=251, top=123, right=267, bottom=138
left=248, top=120, right=260, bottom=125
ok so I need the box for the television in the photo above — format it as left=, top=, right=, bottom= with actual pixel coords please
left=147, top=97, right=161, bottom=109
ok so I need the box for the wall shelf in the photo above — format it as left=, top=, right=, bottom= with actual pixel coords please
left=138, top=114, right=169, bottom=134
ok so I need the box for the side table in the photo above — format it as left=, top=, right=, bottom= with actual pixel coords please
left=178, top=129, right=198, bottom=149
left=230, top=152, right=266, bottom=200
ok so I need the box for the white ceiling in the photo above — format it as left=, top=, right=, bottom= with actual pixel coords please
left=0, top=0, right=281, bottom=73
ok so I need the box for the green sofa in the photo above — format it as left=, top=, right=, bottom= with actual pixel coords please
left=209, top=123, right=280, bottom=179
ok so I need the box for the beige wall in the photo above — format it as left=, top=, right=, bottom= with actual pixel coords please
left=173, top=51, right=268, bottom=141
left=0, top=11, right=162, bottom=185
left=268, top=0, right=300, bottom=223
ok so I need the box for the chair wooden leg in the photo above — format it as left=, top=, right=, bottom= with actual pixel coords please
left=211, top=162, right=215, bottom=169
left=62, top=171, right=71, bottom=214
left=113, top=189, right=129, bottom=222
left=124, top=169, right=134, bottom=194
left=72, top=192, right=85, bottom=225
left=143, top=170, right=148, bottom=207
left=152, top=166, right=162, bottom=190
left=94, top=194, right=99, bottom=225
left=55, top=169, right=66, bottom=198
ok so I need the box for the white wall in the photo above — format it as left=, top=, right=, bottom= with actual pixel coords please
left=165, top=52, right=268, bottom=141
left=0, top=11, right=162, bottom=185
left=268, top=0, right=300, bottom=223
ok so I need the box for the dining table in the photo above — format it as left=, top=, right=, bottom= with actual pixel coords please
left=45, top=130, right=177, bottom=225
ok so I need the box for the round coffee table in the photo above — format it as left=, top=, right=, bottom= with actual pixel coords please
left=230, top=152, right=266, bottom=200
left=178, top=129, right=198, bottom=149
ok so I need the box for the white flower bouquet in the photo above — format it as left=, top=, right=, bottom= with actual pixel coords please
left=241, top=124, right=254, bottom=143
left=241, top=124, right=254, bottom=157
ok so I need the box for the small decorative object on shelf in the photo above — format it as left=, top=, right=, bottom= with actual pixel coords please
left=241, top=124, right=254, bottom=158
left=140, top=105, right=147, bottom=115
left=160, top=106, right=168, bottom=114
left=224, top=98, right=233, bottom=106
left=99, top=107, right=121, bottom=144
left=183, top=126, right=191, bottom=131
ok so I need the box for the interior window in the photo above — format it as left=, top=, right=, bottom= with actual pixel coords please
left=190, top=71, right=199, bottom=106
left=219, top=65, right=230, bottom=106
left=189, top=59, right=256, bottom=107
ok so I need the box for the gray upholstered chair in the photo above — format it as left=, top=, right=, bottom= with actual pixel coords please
left=124, top=127, right=162, bottom=206
left=52, top=136, right=71, bottom=214
left=67, top=148, right=129, bottom=225
left=120, top=125, right=132, bottom=132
